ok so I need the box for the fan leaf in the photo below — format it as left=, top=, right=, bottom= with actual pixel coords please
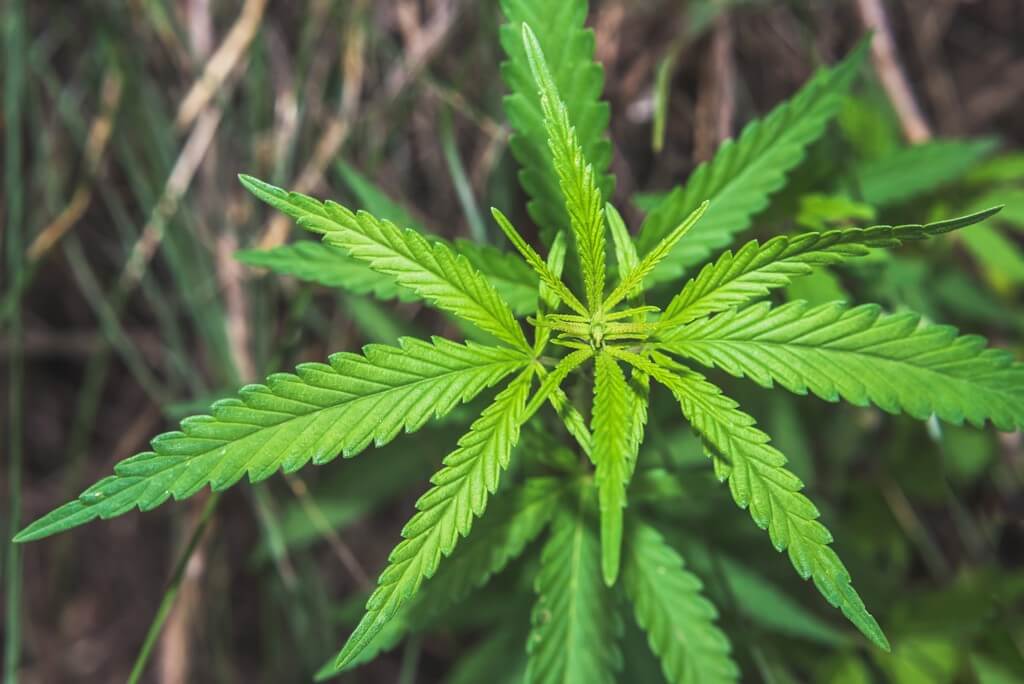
left=500, top=0, right=613, bottom=245
left=335, top=370, right=533, bottom=670
left=637, top=40, right=868, bottom=284
left=240, top=175, right=531, bottom=351
left=623, top=521, right=739, bottom=684
left=526, top=489, right=623, bottom=684
left=659, top=207, right=1000, bottom=329
left=663, top=300, right=1024, bottom=431
left=15, top=338, right=526, bottom=542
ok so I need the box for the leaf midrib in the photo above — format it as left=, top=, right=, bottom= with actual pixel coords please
left=133, top=358, right=525, bottom=484
left=562, top=511, right=587, bottom=684
left=670, top=338, right=1019, bottom=400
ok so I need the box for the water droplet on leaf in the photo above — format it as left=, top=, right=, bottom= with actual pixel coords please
left=79, top=491, right=105, bottom=505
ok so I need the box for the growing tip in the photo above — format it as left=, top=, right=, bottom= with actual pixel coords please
left=520, top=22, right=550, bottom=87
left=521, top=21, right=538, bottom=48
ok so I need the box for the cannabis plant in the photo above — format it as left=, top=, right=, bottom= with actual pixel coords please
left=17, top=4, right=1021, bottom=683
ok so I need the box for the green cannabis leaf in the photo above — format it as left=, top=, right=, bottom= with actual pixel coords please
left=521, top=23, right=607, bottom=310
left=662, top=300, right=1024, bottom=430
left=17, top=6, right=1023, bottom=682
left=526, top=491, right=623, bottom=684
left=637, top=39, right=869, bottom=284
left=592, top=350, right=637, bottom=586
left=623, top=521, right=739, bottom=684
left=500, top=0, right=613, bottom=245
left=336, top=370, right=533, bottom=669
left=15, top=338, right=526, bottom=542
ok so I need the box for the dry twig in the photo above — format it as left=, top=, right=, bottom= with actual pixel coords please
left=26, top=70, right=123, bottom=262
left=693, top=13, right=736, bottom=163
left=175, top=0, right=269, bottom=130
left=856, top=0, right=933, bottom=143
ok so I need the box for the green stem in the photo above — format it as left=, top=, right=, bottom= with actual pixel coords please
left=4, top=296, right=25, bottom=684
left=127, top=493, right=220, bottom=684
left=4, top=1, right=26, bottom=681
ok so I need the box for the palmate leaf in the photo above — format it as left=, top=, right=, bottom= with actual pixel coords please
left=604, top=200, right=708, bottom=310
left=521, top=24, right=607, bottom=310
left=623, top=521, right=739, bottom=684
left=662, top=300, right=1024, bottom=431
left=492, top=207, right=586, bottom=316
left=607, top=203, right=640, bottom=289
left=236, top=241, right=417, bottom=302
left=335, top=370, right=533, bottom=670
left=327, top=477, right=564, bottom=677
left=240, top=175, right=531, bottom=352
left=611, top=350, right=889, bottom=651
left=637, top=40, right=868, bottom=285
left=413, top=476, right=564, bottom=619
left=339, top=161, right=541, bottom=313
left=592, top=351, right=638, bottom=586
left=499, top=0, right=612, bottom=245
left=852, top=138, right=998, bottom=207
left=240, top=240, right=539, bottom=315
left=658, top=207, right=1001, bottom=329
left=15, top=338, right=526, bottom=542
left=526, top=491, right=622, bottom=684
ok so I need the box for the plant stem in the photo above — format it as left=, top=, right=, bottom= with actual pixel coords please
left=127, top=493, right=220, bottom=684
left=4, top=1, right=26, bottom=681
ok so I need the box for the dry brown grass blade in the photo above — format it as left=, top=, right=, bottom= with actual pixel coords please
left=693, top=12, right=735, bottom=163
left=285, top=475, right=372, bottom=590
left=175, top=0, right=269, bottom=130
left=856, top=0, right=933, bottom=143
left=118, top=106, right=225, bottom=291
left=256, top=0, right=459, bottom=249
left=26, top=70, right=123, bottom=262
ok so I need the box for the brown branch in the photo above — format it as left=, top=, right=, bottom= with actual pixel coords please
left=285, top=475, right=372, bottom=590
left=117, top=106, right=225, bottom=291
left=902, top=0, right=962, bottom=134
left=175, top=0, right=269, bottom=130
left=26, top=70, right=123, bottom=262
left=856, top=0, right=933, bottom=143
left=693, top=12, right=736, bottom=163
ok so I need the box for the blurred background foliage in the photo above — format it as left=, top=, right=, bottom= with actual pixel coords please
left=1, top=0, right=1022, bottom=682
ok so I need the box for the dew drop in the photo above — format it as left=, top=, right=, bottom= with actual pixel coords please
left=79, top=491, right=105, bottom=505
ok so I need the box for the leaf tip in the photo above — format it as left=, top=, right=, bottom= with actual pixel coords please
left=520, top=21, right=539, bottom=51
left=601, top=558, right=619, bottom=587
left=237, top=173, right=261, bottom=192
left=12, top=515, right=61, bottom=544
